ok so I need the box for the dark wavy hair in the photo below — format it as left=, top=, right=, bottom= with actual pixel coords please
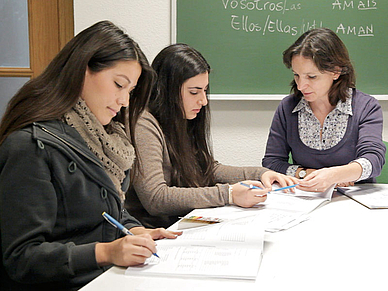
left=283, top=27, right=355, bottom=105
left=149, top=43, right=214, bottom=187
left=0, top=20, right=155, bottom=150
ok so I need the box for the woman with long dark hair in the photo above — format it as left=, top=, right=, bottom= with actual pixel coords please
left=126, top=43, right=297, bottom=228
left=0, top=21, right=180, bottom=291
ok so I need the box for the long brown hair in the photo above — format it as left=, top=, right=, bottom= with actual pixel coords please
left=149, top=44, right=214, bottom=187
left=283, top=27, right=355, bottom=105
left=0, top=20, right=155, bottom=149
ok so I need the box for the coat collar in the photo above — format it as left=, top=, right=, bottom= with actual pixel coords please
left=31, top=120, right=123, bottom=196
left=32, top=120, right=102, bottom=167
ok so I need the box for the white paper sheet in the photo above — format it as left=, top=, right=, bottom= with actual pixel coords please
left=337, top=183, right=388, bottom=209
left=179, top=184, right=335, bottom=232
left=125, top=215, right=264, bottom=280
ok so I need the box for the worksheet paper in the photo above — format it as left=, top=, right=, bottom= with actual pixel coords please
left=180, top=184, right=335, bottom=232
left=337, top=183, right=388, bottom=209
left=125, top=215, right=264, bottom=280
left=262, top=184, right=335, bottom=231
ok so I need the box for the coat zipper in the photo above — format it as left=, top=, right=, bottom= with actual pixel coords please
left=34, top=123, right=103, bottom=168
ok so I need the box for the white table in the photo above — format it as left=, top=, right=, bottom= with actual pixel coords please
left=80, top=194, right=388, bottom=291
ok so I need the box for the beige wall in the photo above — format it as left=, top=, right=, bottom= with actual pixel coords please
left=74, top=0, right=388, bottom=167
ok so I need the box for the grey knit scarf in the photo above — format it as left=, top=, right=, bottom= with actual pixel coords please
left=64, top=99, right=134, bottom=201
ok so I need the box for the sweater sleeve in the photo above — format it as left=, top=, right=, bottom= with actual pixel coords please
left=213, top=162, right=269, bottom=184
left=262, top=99, right=293, bottom=174
left=132, top=113, right=233, bottom=216
left=0, top=132, right=100, bottom=284
left=354, top=93, right=386, bottom=178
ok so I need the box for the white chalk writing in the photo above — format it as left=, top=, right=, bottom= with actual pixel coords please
left=220, top=0, right=379, bottom=37
left=332, top=0, right=377, bottom=10
left=336, top=23, right=374, bottom=36
left=222, top=0, right=301, bottom=13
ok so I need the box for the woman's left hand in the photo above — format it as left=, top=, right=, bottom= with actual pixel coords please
left=260, top=170, right=299, bottom=192
left=130, top=226, right=182, bottom=240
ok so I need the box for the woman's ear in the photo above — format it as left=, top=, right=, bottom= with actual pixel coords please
left=333, top=66, right=342, bottom=80
left=85, top=66, right=92, bottom=78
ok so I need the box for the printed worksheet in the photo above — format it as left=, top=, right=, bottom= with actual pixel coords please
left=177, top=184, right=335, bottom=232
left=125, top=215, right=264, bottom=280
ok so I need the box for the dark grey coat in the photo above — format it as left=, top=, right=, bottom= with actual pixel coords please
left=0, top=120, right=141, bottom=290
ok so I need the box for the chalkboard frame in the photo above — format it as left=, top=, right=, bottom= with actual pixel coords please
left=171, top=0, right=388, bottom=101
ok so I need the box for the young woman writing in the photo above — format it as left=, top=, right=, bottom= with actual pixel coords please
left=0, top=21, right=180, bottom=291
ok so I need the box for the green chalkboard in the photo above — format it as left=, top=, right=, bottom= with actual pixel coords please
left=173, top=0, right=388, bottom=99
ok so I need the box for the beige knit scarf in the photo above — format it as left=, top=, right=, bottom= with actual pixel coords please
left=64, top=99, right=135, bottom=202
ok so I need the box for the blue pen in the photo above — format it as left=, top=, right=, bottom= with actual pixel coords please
left=102, top=212, right=159, bottom=258
left=273, top=184, right=299, bottom=192
left=240, top=182, right=298, bottom=193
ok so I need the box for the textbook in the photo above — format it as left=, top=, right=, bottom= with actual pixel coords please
left=337, top=183, right=388, bottom=209
left=125, top=215, right=264, bottom=280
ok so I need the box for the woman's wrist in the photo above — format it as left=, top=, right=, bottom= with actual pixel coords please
left=129, top=226, right=147, bottom=235
left=296, top=167, right=316, bottom=179
left=295, top=167, right=307, bottom=179
left=95, top=242, right=111, bottom=266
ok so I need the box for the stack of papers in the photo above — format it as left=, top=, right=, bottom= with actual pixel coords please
left=126, top=215, right=264, bottom=280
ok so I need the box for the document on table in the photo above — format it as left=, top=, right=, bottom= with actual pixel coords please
left=125, top=215, right=264, bottom=280
left=262, top=184, right=335, bottom=232
left=337, top=183, right=388, bottom=209
left=179, top=184, right=335, bottom=233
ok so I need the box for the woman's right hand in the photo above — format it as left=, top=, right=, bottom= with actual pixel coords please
left=231, top=180, right=270, bottom=207
left=95, top=234, right=157, bottom=267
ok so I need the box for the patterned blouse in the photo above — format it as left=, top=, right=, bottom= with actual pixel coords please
left=286, top=93, right=372, bottom=181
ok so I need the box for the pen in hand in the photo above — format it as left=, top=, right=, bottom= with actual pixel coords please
left=239, top=182, right=299, bottom=195
left=102, top=212, right=159, bottom=258
left=239, top=182, right=267, bottom=197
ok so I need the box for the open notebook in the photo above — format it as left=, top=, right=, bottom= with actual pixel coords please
left=125, top=215, right=264, bottom=280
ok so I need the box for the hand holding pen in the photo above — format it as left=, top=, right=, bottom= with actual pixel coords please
left=94, top=212, right=159, bottom=267
left=239, top=182, right=299, bottom=193
left=102, top=212, right=159, bottom=258
left=230, top=180, right=270, bottom=208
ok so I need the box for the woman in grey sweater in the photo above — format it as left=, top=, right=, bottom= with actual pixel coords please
left=126, top=44, right=298, bottom=228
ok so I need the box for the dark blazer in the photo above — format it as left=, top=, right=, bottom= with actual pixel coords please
left=0, top=120, right=141, bottom=291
